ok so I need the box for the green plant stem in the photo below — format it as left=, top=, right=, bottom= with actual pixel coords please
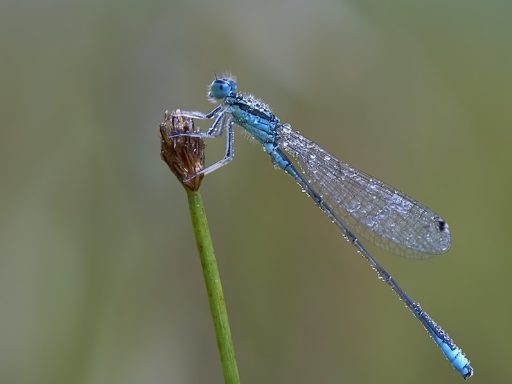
left=186, top=188, right=240, bottom=384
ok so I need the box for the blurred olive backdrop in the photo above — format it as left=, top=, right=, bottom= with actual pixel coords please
left=1, top=1, right=510, bottom=383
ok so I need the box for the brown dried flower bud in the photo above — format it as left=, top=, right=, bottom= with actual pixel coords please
left=160, top=109, right=205, bottom=191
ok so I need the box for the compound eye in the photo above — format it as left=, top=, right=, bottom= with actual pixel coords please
left=227, top=79, right=237, bottom=93
left=210, top=80, right=230, bottom=99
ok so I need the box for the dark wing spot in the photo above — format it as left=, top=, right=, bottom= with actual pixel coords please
left=437, top=219, right=447, bottom=232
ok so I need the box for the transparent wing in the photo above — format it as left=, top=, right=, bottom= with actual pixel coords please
left=276, top=124, right=451, bottom=258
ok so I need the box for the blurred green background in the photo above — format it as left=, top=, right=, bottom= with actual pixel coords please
left=1, top=1, right=510, bottom=383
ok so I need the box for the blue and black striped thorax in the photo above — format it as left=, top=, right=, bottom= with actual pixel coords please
left=225, top=93, right=281, bottom=144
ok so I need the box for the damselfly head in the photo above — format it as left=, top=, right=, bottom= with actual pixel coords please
left=208, top=77, right=237, bottom=100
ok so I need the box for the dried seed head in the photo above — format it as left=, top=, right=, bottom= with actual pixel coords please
left=160, top=109, right=205, bottom=191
